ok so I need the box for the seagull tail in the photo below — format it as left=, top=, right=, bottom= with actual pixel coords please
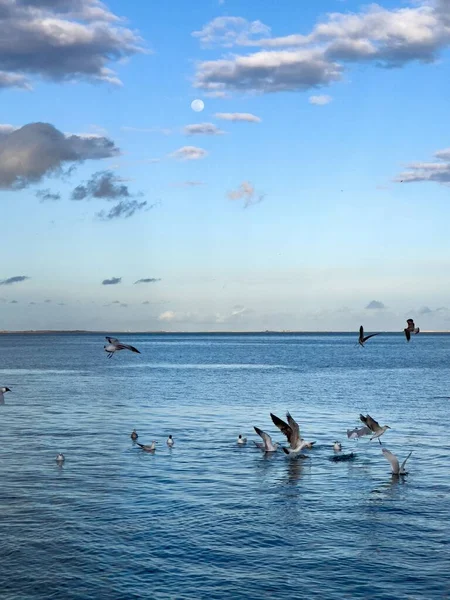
left=282, top=447, right=290, bottom=455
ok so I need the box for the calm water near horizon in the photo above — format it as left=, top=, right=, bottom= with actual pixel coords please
left=0, top=333, right=449, bottom=599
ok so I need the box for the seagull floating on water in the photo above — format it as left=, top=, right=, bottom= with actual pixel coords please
left=404, top=319, right=420, bottom=342
left=333, top=441, right=342, bottom=452
left=167, top=435, right=174, bottom=447
left=382, top=448, right=412, bottom=475
left=137, top=441, right=157, bottom=452
left=104, top=336, right=141, bottom=358
left=131, top=429, right=138, bottom=440
left=56, top=453, right=65, bottom=463
left=237, top=434, right=247, bottom=445
left=253, top=427, right=278, bottom=452
left=347, top=426, right=371, bottom=440
left=360, top=414, right=391, bottom=444
left=0, top=386, right=11, bottom=404
left=270, top=412, right=314, bottom=456
left=358, top=326, right=380, bottom=347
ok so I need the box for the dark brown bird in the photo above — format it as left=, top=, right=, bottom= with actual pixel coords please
left=131, top=429, right=138, bottom=440
left=358, top=326, right=380, bottom=347
left=404, top=319, right=420, bottom=342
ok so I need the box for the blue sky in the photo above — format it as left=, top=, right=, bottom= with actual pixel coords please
left=1, top=0, right=450, bottom=331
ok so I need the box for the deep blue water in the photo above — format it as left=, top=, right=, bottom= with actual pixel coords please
left=0, top=333, right=449, bottom=600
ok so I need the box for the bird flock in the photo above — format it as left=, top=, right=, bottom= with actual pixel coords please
left=1, top=327, right=417, bottom=476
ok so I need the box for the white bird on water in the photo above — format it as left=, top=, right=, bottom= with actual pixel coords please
left=360, top=414, right=391, bottom=444
left=56, top=453, right=65, bottom=463
left=347, top=426, right=371, bottom=440
left=137, top=441, right=157, bottom=452
left=0, top=386, right=11, bottom=404
left=270, top=412, right=315, bottom=456
left=382, top=448, right=412, bottom=475
left=104, top=337, right=141, bottom=358
left=253, top=427, right=278, bottom=452
left=237, top=434, right=247, bottom=445
left=167, top=435, right=174, bottom=447
left=333, top=441, right=342, bottom=452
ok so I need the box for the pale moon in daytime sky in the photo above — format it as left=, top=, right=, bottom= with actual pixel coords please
left=191, top=99, right=205, bottom=112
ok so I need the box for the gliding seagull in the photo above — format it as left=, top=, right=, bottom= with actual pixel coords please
left=358, top=326, right=380, bottom=347
left=360, top=414, right=391, bottom=444
left=104, top=336, right=141, bottom=358
left=382, top=448, right=412, bottom=475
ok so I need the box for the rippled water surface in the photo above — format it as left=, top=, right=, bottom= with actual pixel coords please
left=0, top=333, right=449, bottom=600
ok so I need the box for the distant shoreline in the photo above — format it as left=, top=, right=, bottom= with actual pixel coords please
left=1, top=330, right=450, bottom=335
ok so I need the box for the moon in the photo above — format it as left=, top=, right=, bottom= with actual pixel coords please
left=191, top=99, right=205, bottom=112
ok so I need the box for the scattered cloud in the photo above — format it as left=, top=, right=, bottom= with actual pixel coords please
left=97, top=199, right=148, bottom=220
left=183, top=123, right=224, bottom=136
left=102, top=277, right=122, bottom=285
left=365, top=300, right=386, bottom=310
left=170, top=146, right=208, bottom=160
left=9, top=300, right=18, bottom=304
left=0, top=123, right=119, bottom=190
left=45, top=299, right=52, bottom=303
left=214, top=112, right=261, bottom=123
left=72, top=171, right=133, bottom=201
left=121, top=126, right=172, bottom=135
left=0, top=275, right=30, bottom=286
left=395, top=147, right=450, bottom=184
left=0, top=0, right=144, bottom=90
left=227, top=181, right=265, bottom=208
left=158, top=310, right=177, bottom=322
left=172, top=181, right=205, bottom=187
left=309, top=95, right=332, bottom=105
left=193, top=3, right=450, bottom=95
left=35, top=188, right=61, bottom=202
left=134, top=278, right=161, bottom=284
left=192, top=16, right=271, bottom=48
left=419, top=306, right=432, bottom=314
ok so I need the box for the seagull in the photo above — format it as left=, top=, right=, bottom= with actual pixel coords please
left=137, top=441, right=156, bottom=452
left=131, top=429, right=138, bottom=440
left=104, top=336, right=141, bottom=358
left=333, top=441, right=342, bottom=452
left=270, top=412, right=314, bottom=456
left=360, top=414, right=391, bottom=444
left=167, top=435, right=174, bottom=447
left=358, top=326, right=380, bottom=347
left=56, top=453, right=65, bottom=463
left=253, top=427, right=278, bottom=452
left=347, top=426, right=371, bottom=440
left=382, top=448, right=412, bottom=475
left=404, top=319, right=420, bottom=342
left=0, top=386, right=11, bottom=404
left=237, top=434, right=247, bottom=445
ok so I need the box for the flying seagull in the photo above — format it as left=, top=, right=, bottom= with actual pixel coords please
left=382, top=448, right=412, bottom=475
left=167, top=435, right=174, bottom=447
left=359, top=414, right=391, bottom=444
left=104, top=336, right=141, bottom=358
left=347, top=425, right=371, bottom=440
left=270, top=412, right=315, bottom=456
left=137, top=441, right=157, bottom=452
left=131, top=429, right=138, bottom=441
left=0, top=386, right=11, bottom=404
left=253, top=427, right=278, bottom=452
left=358, top=326, right=380, bottom=347
left=404, top=319, right=420, bottom=342
left=237, top=434, right=247, bottom=445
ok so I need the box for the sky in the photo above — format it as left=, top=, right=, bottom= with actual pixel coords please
left=1, top=0, right=450, bottom=332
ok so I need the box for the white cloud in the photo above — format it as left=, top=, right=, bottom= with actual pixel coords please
left=395, top=146, right=450, bottom=184
left=192, top=16, right=271, bottom=47
left=170, top=146, right=208, bottom=160
left=214, top=112, right=261, bottom=123
left=183, top=123, right=224, bottom=136
left=227, top=181, right=265, bottom=208
left=309, top=94, right=332, bottom=105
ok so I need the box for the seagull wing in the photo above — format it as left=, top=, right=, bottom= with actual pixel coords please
left=286, top=412, right=301, bottom=446
left=359, top=414, right=381, bottom=432
left=382, top=448, right=400, bottom=474
left=253, top=441, right=265, bottom=449
left=106, top=336, right=120, bottom=345
left=116, top=343, right=141, bottom=354
left=400, top=451, right=413, bottom=474
left=359, top=326, right=364, bottom=342
left=270, top=413, right=294, bottom=445
left=404, top=328, right=411, bottom=342
left=254, top=426, right=275, bottom=451
left=362, top=333, right=379, bottom=343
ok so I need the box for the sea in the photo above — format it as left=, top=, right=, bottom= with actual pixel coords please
left=0, top=332, right=449, bottom=600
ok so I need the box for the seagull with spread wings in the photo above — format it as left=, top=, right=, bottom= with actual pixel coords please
left=359, top=414, right=391, bottom=444
left=358, top=326, right=380, bottom=347
left=104, top=336, right=141, bottom=358
left=270, top=412, right=315, bottom=456
left=382, top=448, right=412, bottom=475
left=404, top=319, right=420, bottom=342
left=253, top=427, right=278, bottom=452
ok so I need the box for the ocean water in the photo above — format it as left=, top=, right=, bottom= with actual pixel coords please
left=0, top=332, right=449, bottom=600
